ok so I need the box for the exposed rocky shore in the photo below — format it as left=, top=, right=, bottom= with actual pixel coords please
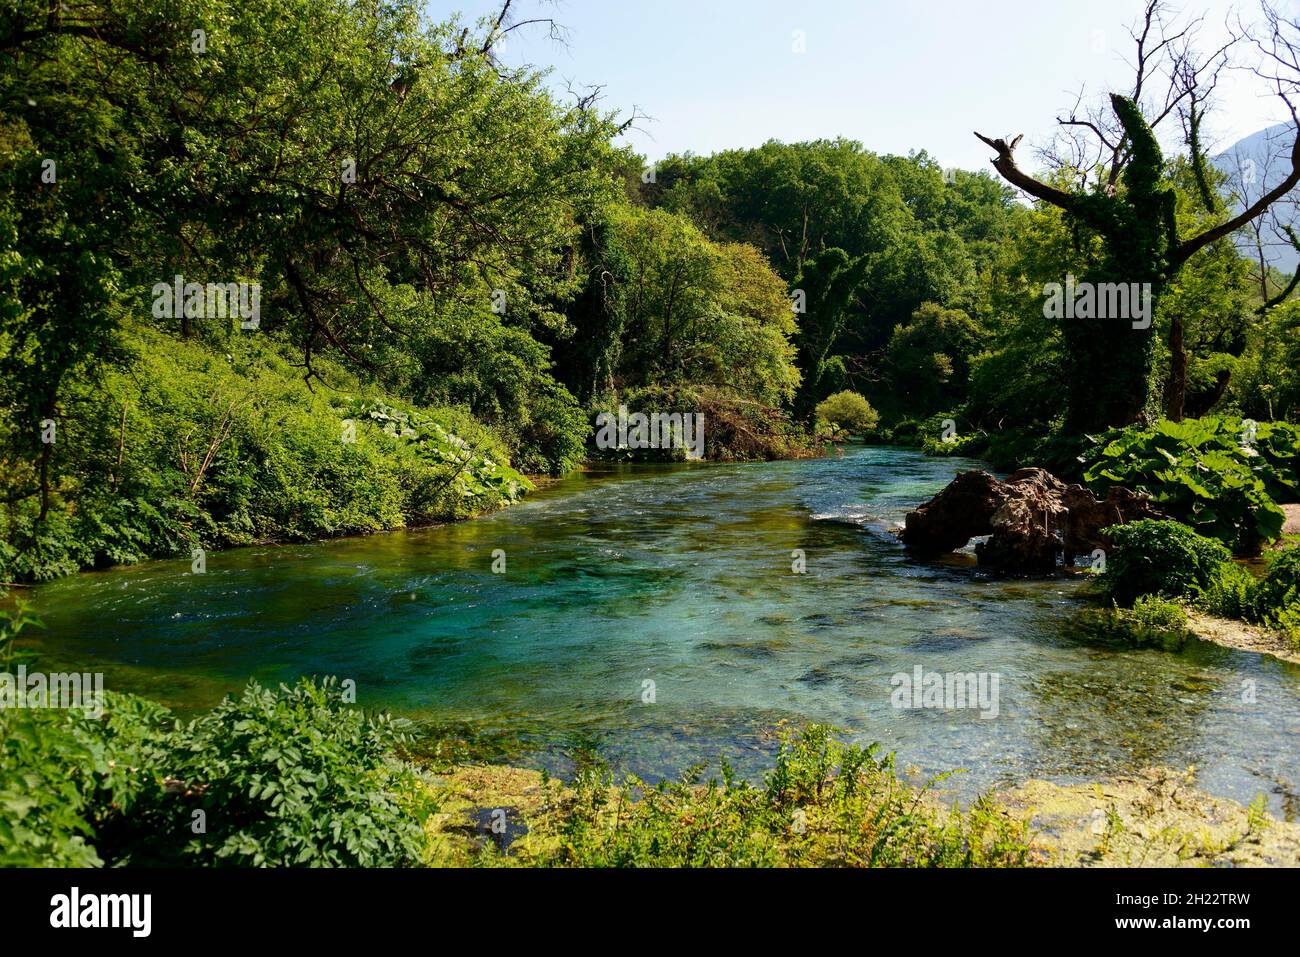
left=418, top=762, right=1300, bottom=867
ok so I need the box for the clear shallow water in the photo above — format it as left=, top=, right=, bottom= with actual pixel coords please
left=29, top=446, right=1300, bottom=815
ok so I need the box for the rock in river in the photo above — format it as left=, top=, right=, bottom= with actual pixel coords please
left=900, top=468, right=1164, bottom=574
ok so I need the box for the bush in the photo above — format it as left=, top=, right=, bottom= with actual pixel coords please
left=0, top=705, right=104, bottom=867
left=0, top=673, right=436, bottom=868
left=115, top=678, right=432, bottom=867
left=915, top=413, right=987, bottom=456
left=0, top=329, right=533, bottom=582
left=881, top=417, right=922, bottom=446
left=815, top=391, right=880, bottom=436
left=1095, top=521, right=1300, bottom=644
left=1082, top=417, right=1294, bottom=554
left=1122, top=596, right=1192, bottom=650
left=0, top=678, right=171, bottom=868
left=1201, top=560, right=1258, bottom=621
left=1127, top=595, right=1189, bottom=632
left=1099, top=520, right=1234, bottom=606
left=1250, top=546, right=1300, bottom=642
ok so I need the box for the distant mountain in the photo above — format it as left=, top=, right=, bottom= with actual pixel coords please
left=1212, top=123, right=1299, bottom=276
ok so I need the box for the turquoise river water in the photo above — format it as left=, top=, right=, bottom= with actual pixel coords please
left=28, top=446, right=1300, bottom=815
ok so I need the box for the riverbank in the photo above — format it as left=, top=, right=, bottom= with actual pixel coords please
left=416, top=760, right=1300, bottom=867
left=1185, top=610, right=1300, bottom=666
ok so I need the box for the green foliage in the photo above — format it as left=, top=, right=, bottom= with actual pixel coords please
left=1064, top=597, right=1191, bottom=652
left=0, top=675, right=436, bottom=868
left=1098, top=519, right=1234, bottom=606
left=1249, top=546, right=1300, bottom=642
left=914, top=413, right=987, bottom=457
left=1201, top=559, right=1258, bottom=621
left=815, top=390, right=879, bottom=436
left=962, top=201, right=1074, bottom=437
left=599, top=206, right=801, bottom=412
left=336, top=399, right=532, bottom=505
left=0, top=597, right=40, bottom=672
left=0, top=705, right=103, bottom=867
left=116, top=678, right=430, bottom=867
left=0, top=685, right=171, bottom=868
left=653, top=139, right=918, bottom=279
left=3, top=667, right=1030, bottom=869
left=887, top=303, right=985, bottom=416
left=1083, top=417, right=1295, bottom=553
left=395, top=293, right=590, bottom=475
left=0, top=0, right=623, bottom=579
left=879, top=418, right=922, bottom=446
left=554, top=725, right=1030, bottom=867
left=1096, top=527, right=1300, bottom=647
left=643, top=141, right=1020, bottom=427
left=1232, top=300, right=1300, bottom=422
left=791, top=247, right=873, bottom=418
left=1127, top=595, right=1190, bottom=632
left=593, top=384, right=815, bottom=462
left=0, top=329, right=533, bottom=581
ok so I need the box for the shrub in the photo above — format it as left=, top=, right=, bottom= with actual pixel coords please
left=1201, top=560, right=1258, bottom=621
left=0, top=682, right=171, bottom=868
left=883, top=417, right=922, bottom=446
left=0, top=329, right=533, bottom=582
left=0, top=706, right=103, bottom=867
left=1122, top=596, right=1192, bottom=650
left=114, top=678, right=433, bottom=867
left=815, top=391, right=880, bottom=436
left=2, top=669, right=438, bottom=868
left=916, top=413, right=988, bottom=456
left=1249, top=546, right=1300, bottom=642
left=1082, top=417, right=1293, bottom=554
left=1127, top=595, right=1189, bottom=632
left=1099, top=520, right=1234, bottom=606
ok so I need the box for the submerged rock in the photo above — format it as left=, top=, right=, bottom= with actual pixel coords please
left=997, top=768, right=1300, bottom=867
left=901, top=468, right=1163, bottom=574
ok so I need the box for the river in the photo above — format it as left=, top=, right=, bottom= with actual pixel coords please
left=28, top=446, right=1300, bottom=815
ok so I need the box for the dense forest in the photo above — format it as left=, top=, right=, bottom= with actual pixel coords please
left=1, top=0, right=1298, bottom=583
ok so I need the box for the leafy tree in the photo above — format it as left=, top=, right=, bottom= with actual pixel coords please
left=0, top=0, right=627, bottom=575
left=887, top=303, right=985, bottom=415
left=815, top=391, right=879, bottom=435
left=973, top=4, right=1300, bottom=432
left=653, top=139, right=908, bottom=279
left=608, top=206, right=800, bottom=406
left=791, top=248, right=872, bottom=419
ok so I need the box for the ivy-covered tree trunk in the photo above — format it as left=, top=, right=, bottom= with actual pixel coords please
left=977, top=93, right=1299, bottom=434
left=1059, top=287, right=1161, bottom=433
left=552, top=217, right=628, bottom=405
left=791, top=248, right=872, bottom=421
left=1057, top=98, right=1175, bottom=432
left=1164, top=315, right=1187, bottom=422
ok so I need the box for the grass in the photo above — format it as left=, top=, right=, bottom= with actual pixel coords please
left=416, top=724, right=1032, bottom=868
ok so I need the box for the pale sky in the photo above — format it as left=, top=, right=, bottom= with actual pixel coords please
left=442, top=0, right=1294, bottom=173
